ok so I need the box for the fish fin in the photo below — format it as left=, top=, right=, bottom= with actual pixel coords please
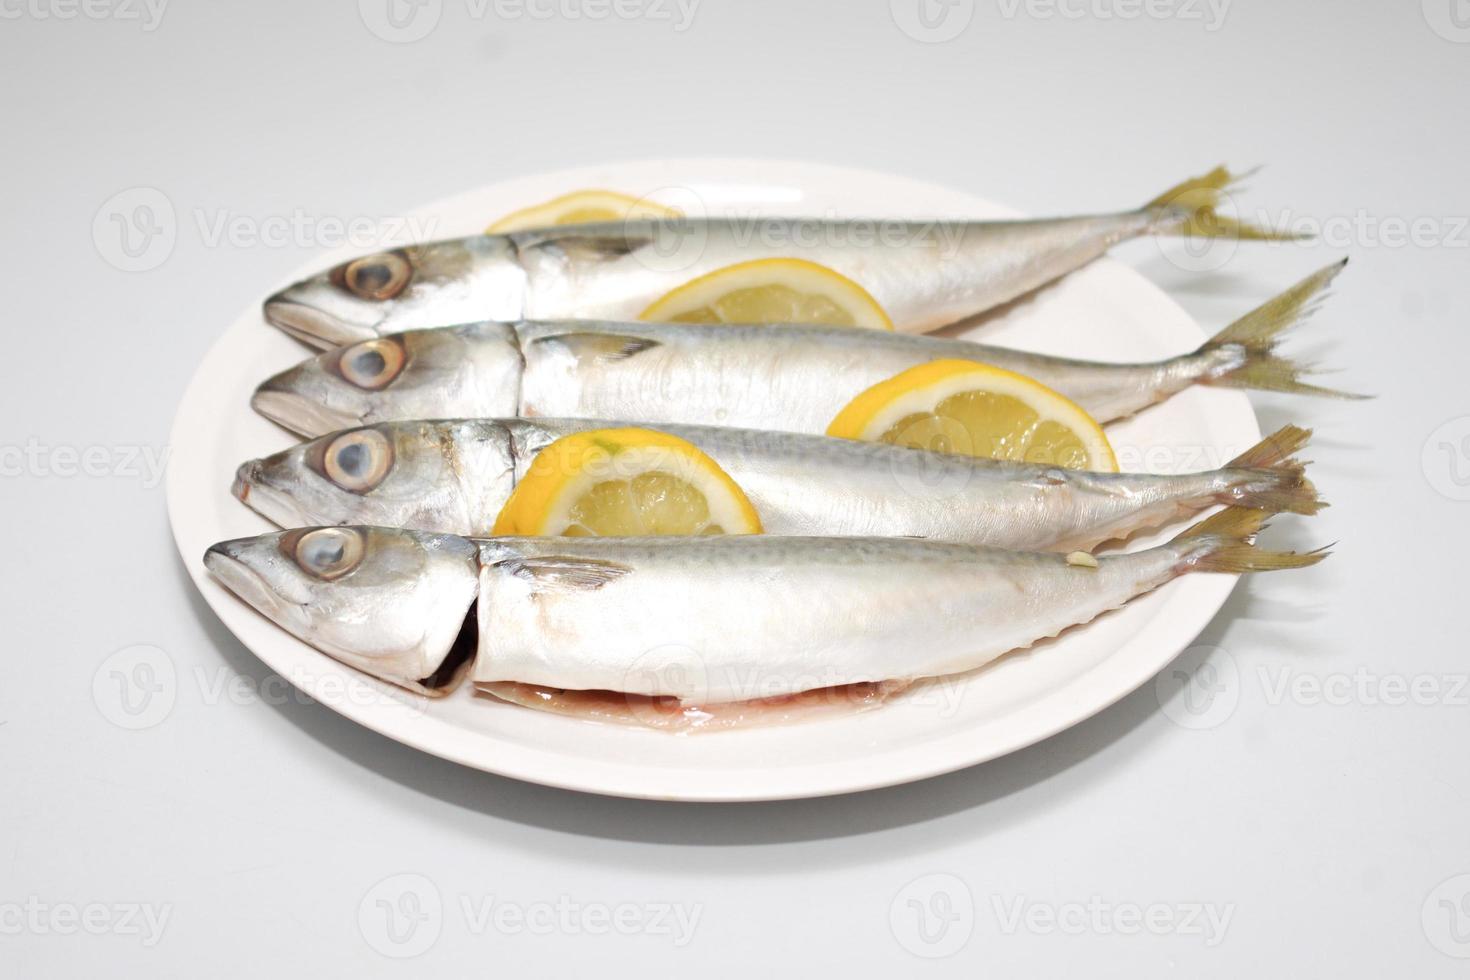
left=1146, top=165, right=1307, bottom=240
left=497, top=555, right=632, bottom=591
left=512, top=229, right=650, bottom=261
left=532, top=332, right=661, bottom=363
left=1220, top=425, right=1324, bottom=516
left=403, top=243, right=475, bottom=284
left=1208, top=356, right=1368, bottom=398
left=1208, top=260, right=1344, bottom=351
left=1195, top=260, right=1369, bottom=399
left=1171, top=506, right=1331, bottom=574
left=1227, top=424, right=1312, bottom=469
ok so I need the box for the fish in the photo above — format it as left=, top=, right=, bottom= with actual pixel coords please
left=262, top=167, right=1300, bottom=349
left=232, top=417, right=1322, bottom=553
left=202, top=508, right=1327, bottom=727
left=252, top=261, right=1356, bottom=438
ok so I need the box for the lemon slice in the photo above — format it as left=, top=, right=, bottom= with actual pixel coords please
left=638, top=257, right=894, bottom=330
left=493, top=428, right=763, bottom=536
left=486, top=190, right=682, bottom=233
left=826, top=359, right=1117, bottom=471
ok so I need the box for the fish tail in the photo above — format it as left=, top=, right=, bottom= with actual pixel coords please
left=1207, top=259, right=1343, bottom=350
left=1194, top=259, right=1369, bottom=399
left=1145, top=165, right=1306, bottom=240
left=1220, top=425, right=1325, bottom=516
left=1227, top=423, right=1312, bottom=469
left=1170, top=506, right=1331, bottom=574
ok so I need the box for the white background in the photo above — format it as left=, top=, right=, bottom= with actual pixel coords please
left=3, top=1, right=1467, bottom=975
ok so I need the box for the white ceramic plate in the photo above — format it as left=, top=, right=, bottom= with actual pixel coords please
left=168, top=159, right=1258, bottom=802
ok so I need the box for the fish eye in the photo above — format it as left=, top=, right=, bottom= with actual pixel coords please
left=322, top=428, right=393, bottom=493
left=337, top=338, right=406, bottom=390
left=341, top=252, right=411, bottom=301
left=290, top=527, right=365, bottom=581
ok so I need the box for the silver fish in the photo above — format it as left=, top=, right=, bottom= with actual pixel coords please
left=252, top=262, right=1353, bottom=438
left=262, top=167, right=1299, bottom=349
left=202, top=509, right=1326, bottom=715
left=233, top=417, right=1321, bottom=552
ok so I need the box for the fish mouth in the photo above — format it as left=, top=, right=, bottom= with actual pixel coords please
left=250, top=382, right=360, bottom=438
left=263, top=296, right=376, bottom=350
left=230, top=463, right=253, bottom=503
left=204, top=541, right=293, bottom=624
left=231, top=460, right=311, bottom=529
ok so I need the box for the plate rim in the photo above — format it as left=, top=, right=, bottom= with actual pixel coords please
left=167, top=156, right=1251, bottom=802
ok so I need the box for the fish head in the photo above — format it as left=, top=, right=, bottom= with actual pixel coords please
left=263, top=238, right=525, bottom=349
left=251, top=323, right=523, bottom=437
left=233, top=419, right=517, bottom=534
left=204, top=526, right=481, bottom=693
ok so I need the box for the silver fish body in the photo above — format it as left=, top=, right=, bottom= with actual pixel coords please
left=471, top=533, right=1190, bottom=702
left=265, top=214, right=1149, bottom=349
left=251, top=262, right=1349, bottom=438
left=513, top=214, right=1155, bottom=331
left=262, top=167, right=1290, bottom=349
left=250, top=319, right=1231, bottom=436
left=234, top=418, right=1319, bottom=552
left=512, top=318, right=1221, bottom=432
left=203, top=511, right=1324, bottom=700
